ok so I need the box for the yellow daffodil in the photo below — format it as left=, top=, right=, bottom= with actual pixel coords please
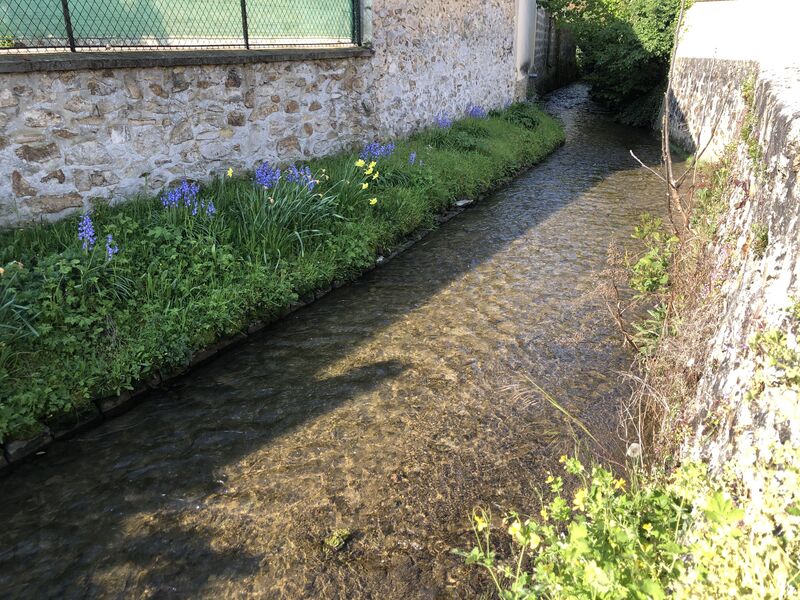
left=355, top=159, right=366, bottom=168
left=372, top=171, right=379, bottom=180
left=362, top=182, right=369, bottom=190
left=226, top=167, right=233, bottom=178
left=369, top=198, right=378, bottom=205
left=368, top=161, right=376, bottom=169
left=365, top=167, right=374, bottom=175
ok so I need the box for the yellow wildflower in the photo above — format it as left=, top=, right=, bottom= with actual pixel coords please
left=361, top=182, right=369, bottom=190
left=614, top=478, right=626, bottom=490
left=355, top=159, right=366, bottom=168
left=559, top=455, right=567, bottom=464
left=368, top=161, right=376, bottom=169
left=573, top=488, right=588, bottom=511
left=365, top=167, right=374, bottom=175
left=226, top=167, right=233, bottom=178
left=372, top=171, right=379, bottom=180
left=545, top=475, right=554, bottom=484
left=369, top=198, right=378, bottom=205
left=642, top=523, right=653, bottom=534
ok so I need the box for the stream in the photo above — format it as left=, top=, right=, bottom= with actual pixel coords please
left=0, top=83, right=667, bottom=599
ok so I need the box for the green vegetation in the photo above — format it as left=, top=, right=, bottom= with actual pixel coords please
left=0, top=103, right=564, bottom=442
left=541, top=0, right=682, bottom=125
left=462, top=445, right=800, bottom=599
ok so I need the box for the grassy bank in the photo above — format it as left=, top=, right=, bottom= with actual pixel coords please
left=0, top=103, right=565, bottom=444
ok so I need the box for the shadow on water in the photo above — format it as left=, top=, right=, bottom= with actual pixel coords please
left=0, top=84, right=668, bottom=598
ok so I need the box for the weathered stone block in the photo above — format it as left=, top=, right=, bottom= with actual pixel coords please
left=15, top=143, right=59, bottom=163
left=12, top=171, right=37, bottom=197
left=277, top=135, right=301, bottom=153
left=28, top=192, right=83, bottom=213
left=41, top=169, right=66, bottom=184
left=227, top=111, right=245, bottom=127
left=23, top=109, right=63, bottom=128
left=169, top=120, right=193, bottom=144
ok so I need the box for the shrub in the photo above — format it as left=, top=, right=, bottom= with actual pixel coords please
left=541, top=0, right=682, bottom=126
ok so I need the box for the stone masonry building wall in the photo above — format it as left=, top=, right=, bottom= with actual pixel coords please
left=0, top=0, right=519, bottom=226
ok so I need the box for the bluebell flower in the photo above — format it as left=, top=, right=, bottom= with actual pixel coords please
left=360, top=142, right=395, bottom=161
left=408, top=152, right=417, bottom=165
left=206, top=201, right=216, bottom=216
left=466, top=104, right=488, bottom=119
left=78, top=213, right=96, bottom=251
left=434, top=113, right=453, bottom=129
left=161, top=180, right=200, bottom=208
left=284, top=164, right=316, bottom=190
left=255, top=161, right=281, bottom=189
left=105, top=234, right=119, bottom=260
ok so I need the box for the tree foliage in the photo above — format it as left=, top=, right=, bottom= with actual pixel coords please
left=541, top=0, right=682, bottom=126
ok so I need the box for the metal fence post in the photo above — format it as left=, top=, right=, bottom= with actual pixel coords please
left=240, top=0, right=250, bottom=49
left=60, top=0, right=76, bottom=52
left=351, top=0, right=362, bottom=45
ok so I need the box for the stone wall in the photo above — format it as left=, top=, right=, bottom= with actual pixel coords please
left=669, top=1, right=800, bottom=491
left=0, top=0, right=519, bottom=227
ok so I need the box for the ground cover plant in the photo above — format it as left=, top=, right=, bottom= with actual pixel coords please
left=0, top=102, right=564, bottom=443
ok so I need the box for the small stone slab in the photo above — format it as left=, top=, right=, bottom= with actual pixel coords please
left=49, top=404, right=103, bottom=441
left=4, top=429, right=52, bottom=463
left=454, top=198, right=473, bottom=208
left=97, top=391, right=136, bottom=417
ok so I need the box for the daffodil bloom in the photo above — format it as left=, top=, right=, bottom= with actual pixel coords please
left=369, top=198, right=377, bottom=205
left=362, top=182, right=369, bottom=190
left=355, top=159, right=366, bottom=168
left=372, top=171, right=379, bottom=180
left=368, top=161, right=377, bottom=169
left=226, top=167, right=233, bottom=178
left=365, top=167, right=374, bottom=175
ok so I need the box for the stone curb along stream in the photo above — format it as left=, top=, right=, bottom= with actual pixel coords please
left=0, top=189, right=496, bottom=474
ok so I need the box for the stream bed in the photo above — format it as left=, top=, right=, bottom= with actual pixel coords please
left=0, top=84, right=667, bottom=598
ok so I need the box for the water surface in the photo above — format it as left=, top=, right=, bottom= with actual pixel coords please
left=0, top=84, right=666, bottom=598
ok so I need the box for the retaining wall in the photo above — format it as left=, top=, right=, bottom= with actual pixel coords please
left=0, top=0, right=520, bottom=226
left=669, top=0, right=800, bottom=494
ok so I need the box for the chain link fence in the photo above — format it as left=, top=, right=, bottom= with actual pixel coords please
left=1, top=0, right=362, bottom=52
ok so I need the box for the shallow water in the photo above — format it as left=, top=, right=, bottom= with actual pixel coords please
left=0, top=84, right=667, bottom=598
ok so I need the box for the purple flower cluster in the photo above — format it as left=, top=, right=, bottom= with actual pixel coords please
left=360, top=142, right=395, bottom=161
left=285, top=164, right=316, bottom=190
left=161, top=180, right=214, bottom=216
left=78, top=213, right=96, bottom=251
left=105, top=234, right=119, bottom=260
left=466, top=104, right=488, bottom=119
left=408, top=151, right=417, bottom=165
left=434, top=113, right=453, bottom=129
left=161, top=180, right=200, bottom=209
left=255, top=161, right=281, bottom=189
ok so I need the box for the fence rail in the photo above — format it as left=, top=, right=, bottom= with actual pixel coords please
left=1, top=0, right=362, bottom=53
